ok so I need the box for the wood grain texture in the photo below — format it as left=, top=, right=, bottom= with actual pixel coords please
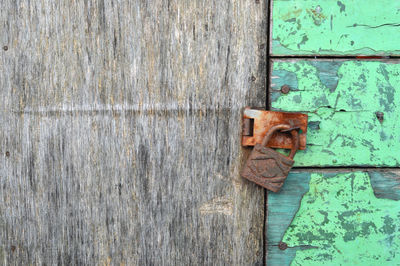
left=267, top=170, right=400, bottom=265
left=270, top=60, right=400, bottom=167
left=271, top=0, right=400, bottom=56
left=0, top=1, right=267, bottom=265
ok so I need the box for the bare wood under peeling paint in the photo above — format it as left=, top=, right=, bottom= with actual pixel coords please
left=0, top=1, right=267, bottom=264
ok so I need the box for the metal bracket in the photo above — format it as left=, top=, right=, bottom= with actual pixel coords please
left=242, top=107, right=308, bottom=150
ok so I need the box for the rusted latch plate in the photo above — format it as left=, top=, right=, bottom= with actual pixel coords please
left=242, top=107, right=308, bottom=150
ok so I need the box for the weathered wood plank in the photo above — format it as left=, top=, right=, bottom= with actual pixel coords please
left=271, top=0, right=400, bottom=56
left=0, top=1, right=267, bottom=264
left=270, top=60, right=400, bottom=167
left=267, top=170, right=400, bottom=265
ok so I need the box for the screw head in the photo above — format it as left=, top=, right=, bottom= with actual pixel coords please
left=375, top=112, right=384, bottom=123
left=3, top=46, right=8, bottom=51
left=281, top=85, right=290, bottom=94
left=278, top=242, right=288, bottom=250
left=5, top=151, right=10, bottom=157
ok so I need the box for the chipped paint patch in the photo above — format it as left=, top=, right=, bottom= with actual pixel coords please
left=272, top=0, right=400, bottom=55
left=283, top=172, right=400, bottom=265
left=199, top=197, right=233, bottom=216
left=271, top=60, right=400, bottom=167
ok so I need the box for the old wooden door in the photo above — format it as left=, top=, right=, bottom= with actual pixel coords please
left=3, top=1, right=399, bottom=265
left=267, top=1, right=400, bottom=265
left=0, top=1, right=268, bottom=265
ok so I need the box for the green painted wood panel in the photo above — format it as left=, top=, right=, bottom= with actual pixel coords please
left=271, top=0, right=400, bottom=56
left=270, top=60, right=400, bottom=167
left=267, top=170, right=400, bottom=265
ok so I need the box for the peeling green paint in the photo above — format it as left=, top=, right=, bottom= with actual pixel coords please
left=267, top=171, right=400, bottom=265
left=272, top=0, right=400, bottom=55
left=283, top=172, right=400, bottom=265
left=271, top=60, right=400, bottom=166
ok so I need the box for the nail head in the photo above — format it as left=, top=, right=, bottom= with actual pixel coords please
left=278, top=242, right=288, bottom=250
left=375, top=112, right=384, bottom=123
left=281, top=85, right=290, bottom=94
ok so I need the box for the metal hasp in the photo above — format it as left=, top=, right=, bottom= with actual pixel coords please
left=242, top=107, right=308, bottom=150
left=241, top=124, right=300, bottom=192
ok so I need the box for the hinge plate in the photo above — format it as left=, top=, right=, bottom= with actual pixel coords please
left=242, top=107, right=308, bottom=150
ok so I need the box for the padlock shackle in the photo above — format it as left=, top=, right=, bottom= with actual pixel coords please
left=261, top=124, right=299, bottom=159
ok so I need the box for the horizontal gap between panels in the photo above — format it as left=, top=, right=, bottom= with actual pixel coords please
left=270, top=55, right=400, bottom=60
left=291, top=167, right=400, bottom=172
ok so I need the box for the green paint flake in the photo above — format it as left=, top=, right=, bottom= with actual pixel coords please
left=272, top=0, right=400, bottom=55
left=271, top=60, right=400, bottom=166
left=284, top=172, right=400, bottom=265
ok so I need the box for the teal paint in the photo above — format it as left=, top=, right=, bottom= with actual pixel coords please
left=268, top=171, right=400, bottom=265
left=369, top=172, right=400, bottom=201
left=267, top=172, right=312, bottom=265
left=272, top=70, right=299, bottom=91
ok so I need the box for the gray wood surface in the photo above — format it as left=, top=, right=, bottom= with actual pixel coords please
left=0, top=1, right=267, bottom=265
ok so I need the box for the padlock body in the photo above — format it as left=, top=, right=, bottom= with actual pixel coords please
left=241, top=144, right=294, bottom=192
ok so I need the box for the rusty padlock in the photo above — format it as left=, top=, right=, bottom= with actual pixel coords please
left=241, top=124, right=299, bottom=192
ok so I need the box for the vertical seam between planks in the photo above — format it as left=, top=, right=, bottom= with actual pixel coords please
left=264, top=0, right=272, bottom=265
